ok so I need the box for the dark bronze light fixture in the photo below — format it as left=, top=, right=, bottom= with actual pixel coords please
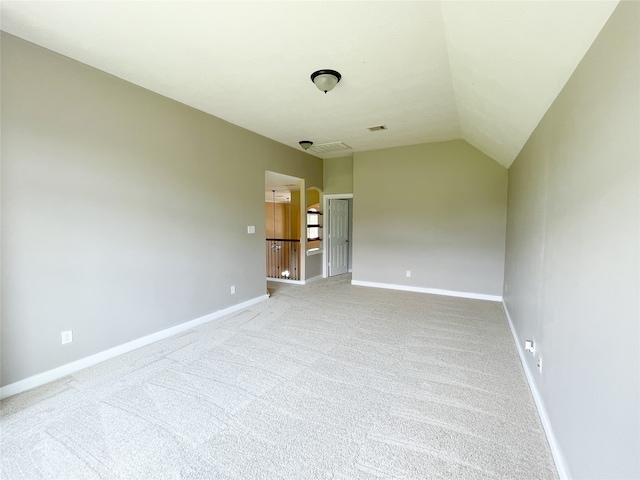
left=299, top=140, right=313, bottom=150
left=310, top=69, right=341, bottom=93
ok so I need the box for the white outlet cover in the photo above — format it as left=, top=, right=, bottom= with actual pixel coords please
left=406, top=271, right=411, bottom=277
left=525, top=340, right=535, bottom=354
left=247, top=226, right=255, bottom=234
left=61, top=330, right=73, bottom=344
left=230, top=285, right=236, bottom=294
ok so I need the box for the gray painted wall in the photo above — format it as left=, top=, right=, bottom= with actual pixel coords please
left=305, top=254, right=323, bottom=280
left=503, top=2, right=639, bottom=478
left=323, top=155, right=353, bottom=195
left=1, top=33, right=322, bottom=386
left=353, top=140, right=507, bottom=296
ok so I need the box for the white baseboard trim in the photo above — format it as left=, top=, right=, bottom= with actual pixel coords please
left=0, top=294, right=270, bottom=400
left=266, top=278, right=305, bottom=285
left=502, top=302, right=570, bottom=480
left=350, top=280, right=503, bottom=302
left=266, top=275, right=323, bottom=285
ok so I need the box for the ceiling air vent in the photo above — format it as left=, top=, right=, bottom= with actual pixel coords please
left=309, top=141, right=352, bottom=154
left=367, top=125, right=388, bottom=131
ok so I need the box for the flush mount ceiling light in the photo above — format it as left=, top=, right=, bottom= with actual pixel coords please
left=310, top=69, right=341, bottom=93
left=299, top=140, right=313, bottom=150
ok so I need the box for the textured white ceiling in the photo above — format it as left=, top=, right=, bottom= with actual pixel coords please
left=1, top=1, right=618, bottom=167
left=441, top=0, right=619, bottom=166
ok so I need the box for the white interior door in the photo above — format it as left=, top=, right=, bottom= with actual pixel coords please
left=329, top=199, right=349, bottom=276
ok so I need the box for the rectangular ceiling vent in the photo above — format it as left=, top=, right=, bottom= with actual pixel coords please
left=309, top=141, right=352, bottom=154
left=367, top=125, right=388, bottom=131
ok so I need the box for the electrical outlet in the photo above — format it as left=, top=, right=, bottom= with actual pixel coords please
left=406, top=270, right=411, bottom=278
left=247, top=226, right=255, bottom=234
left=525, top=340, right=535, bottom=354
left=537, top=357, right=543, bottom=373
left=230, top=285, right=236, bottom=294
left=61, top=330, right=73, bottom=345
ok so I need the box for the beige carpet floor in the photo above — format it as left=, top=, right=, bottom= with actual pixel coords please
left=1, top=274, right=557, bottom=479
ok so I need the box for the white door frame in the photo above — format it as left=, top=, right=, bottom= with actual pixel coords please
left=322, top=193, right=353, bottom=278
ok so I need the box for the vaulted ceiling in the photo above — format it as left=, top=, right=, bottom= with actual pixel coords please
left=1, top=1, right=618, bottom=167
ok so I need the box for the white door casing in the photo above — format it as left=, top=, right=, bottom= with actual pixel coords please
left=329, top=199, right=349, bottom=276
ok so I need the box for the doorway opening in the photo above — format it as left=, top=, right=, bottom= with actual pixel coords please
left=265, top=171, right=304, bottom=282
